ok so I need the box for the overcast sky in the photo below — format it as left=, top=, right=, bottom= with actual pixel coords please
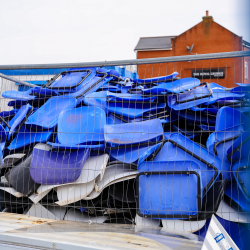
left=0, top=0, right=249, bottom=65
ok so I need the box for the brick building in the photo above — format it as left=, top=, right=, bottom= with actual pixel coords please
left=134, top=11, right=250, bottom=88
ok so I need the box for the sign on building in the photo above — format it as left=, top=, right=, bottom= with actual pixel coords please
left=192, top=69, right=225, bottom=79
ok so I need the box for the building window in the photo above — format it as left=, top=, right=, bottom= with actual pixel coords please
left=245, top=62, right=248, bottom=79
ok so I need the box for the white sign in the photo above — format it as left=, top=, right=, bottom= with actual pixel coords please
left=202, top=215, right=239, bottom=250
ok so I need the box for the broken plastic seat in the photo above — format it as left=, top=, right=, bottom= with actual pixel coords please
left=142, top=77, right=200, bottom=95
left=100, top=83, right=121, bottom=92
left=230, top=83, right=250, bottom=98
left=57, top=106, right=106, bottom=145
left=206, top=124, right=244, bottom=153
left=106, top=92, right=157, bottom=103
left=0, top=109, right=18, bottom=121
left=106, top=142, right=162, bottom=165
left=25, top=97, right=77, bottom=130
left=161, top=219, right=206, bottom=233
left=187, top=180, right=227, bottom=221
left=6, top=154, right=40, bottom=197
left=176, top=109, right=216, bottom=124
left=224, top=182, right=250, bottom=212
left=133, top=72, right=179, bottom=84
left=55, top=164, right=137, bottom=206
left=107, top=109, right=172, bottom=124
left=104, top=118, right=163, bottom=146
left=204, top=88, right=244, bottom=105
left=0, top=125, right=7, bottom=164
left=0, top=104, right=33, bottom=149
left=2, top=86, right=58, bottom=101
left=0, top=153, right=25, bottom=169
left=56, top=179, right=95, bottom=206
left=152, top=133, right=221, bottom=197
left=30, top=143, right=90, bottom=185
left=47, top=106, right=107, bottom=150
left=6, top=104, right=34, bottom=140
left=47, top=142, right=105, bottom=150
left=104, top=119, right=163, bottom=164
left=206, top=125, right=244, bottom=181
left=227, top=130, right=250, bottom=162
left=190, top=106, right=219, bottom=113
left=4, top=69, right=110, bottom=106
left=216, top=199, right=250, bottom=223
left=7, top=126, right=53, bottom=153
left=215, top=106, right=250, bottom=132
left=46, top=68, right=96, bottom=92
left=167, top=84, right=213, bottom=111
left=137, top=161, right=202, bottom=219
left=61, top=74, right=113, bottom=99
left=83, top=91, right=166, bottom=118
left=30, top=154, right=109, bottom=204
left=82, top=163, right=138, bottom=201
left=233, top=160, right=250, bottom=202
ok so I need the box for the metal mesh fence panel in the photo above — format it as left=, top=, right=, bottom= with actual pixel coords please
left=0, top=51, right=249, bottom=248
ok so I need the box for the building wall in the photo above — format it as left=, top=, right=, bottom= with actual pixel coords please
left=137, top=18, right=244, bottom=88
left=243, top=46, right=250, bottom=84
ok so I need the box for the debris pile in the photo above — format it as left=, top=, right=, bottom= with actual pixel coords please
left=0, top=68, right=249, bottom=235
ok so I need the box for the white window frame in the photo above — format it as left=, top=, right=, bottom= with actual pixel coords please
left=245, top=61, right=248, bottom=79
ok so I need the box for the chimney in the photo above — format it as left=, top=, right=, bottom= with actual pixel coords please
left=203, top=10, right=213, bottom=21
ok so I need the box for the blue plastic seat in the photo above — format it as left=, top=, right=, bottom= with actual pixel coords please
left=206, top=126, right=244, bottom=181
left=30, top=143, right=89, bottom=185
left=230, top=84, right=250, bottom=99
left=2, top=87, right=58, bottom=101
left=153, top=133, right=221, bottom=196
left=142, top=77, right=200, bottom=94
left=48, top=68, right=95, bottom=90
left=168, top=84, right=212, bottom=110
left=2, top=88, right=36, bottom=101
left=106, top=92, right=156, bottom=102
left=0, top=125, right=7, bottom=164
left=7, top=104, right=33, bottom=139
left=227, top=130, right=250, bottom=162
left=133, top=72, right=179, bottom=84
left=107, top=142, right=162, bottom=164
left=104, top=119, right=164, bottom=164
left=215, top=107, right=250, bottom=131
left=233, top=160, right=250, bottom=203
left=7, top=127, right=53, bottom=152
left=137, top=161, right=202, bottom=218
left=25, top=97, right=77, bottom=130
left=0, top=105, right=34, bottom=156
left=104, top=119, right=163, bottom=146
left=204, top=88, right=244, bottom=105
left=83, top=91, right=166, bottom=118
left=57, top=106, right=106, bottom=145
left=224, top=182, right=250, bottom=212
left=176, top=110, right=216, bottom=124
left=64, top=75, right=112, bottom=99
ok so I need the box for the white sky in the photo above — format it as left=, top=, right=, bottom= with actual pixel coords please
left=0, top=0, right=249, bottom=65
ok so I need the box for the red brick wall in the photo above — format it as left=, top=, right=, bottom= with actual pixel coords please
left=243, top=46, right=250, bottom=84
left=137, top=18, right=244, bottom=88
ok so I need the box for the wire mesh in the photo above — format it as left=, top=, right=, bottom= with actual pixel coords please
left=0, top=54, right=249, bottom=248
